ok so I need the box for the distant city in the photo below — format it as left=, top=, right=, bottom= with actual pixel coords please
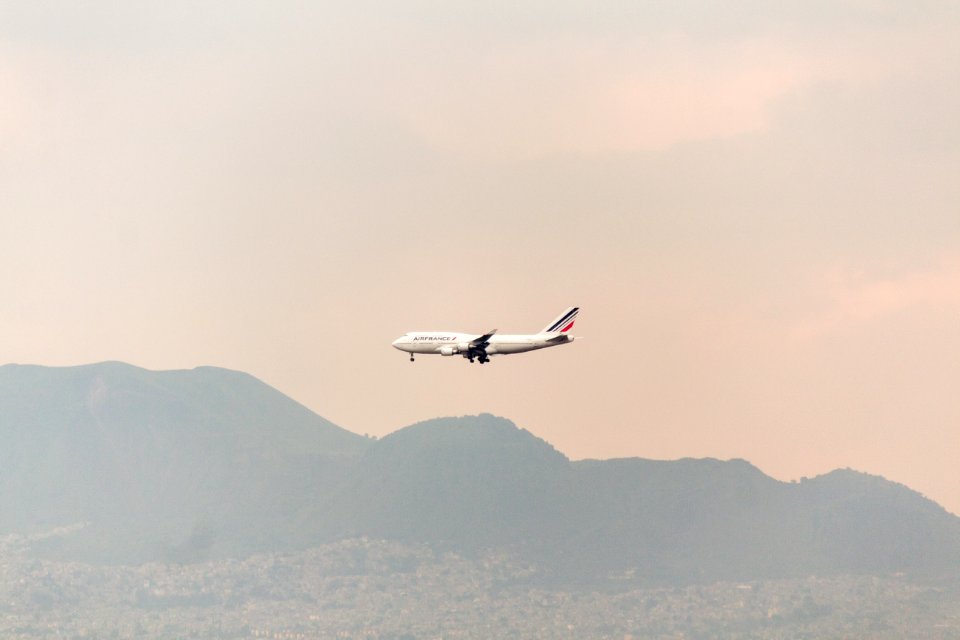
left=3, top=534, right=959, bottom=639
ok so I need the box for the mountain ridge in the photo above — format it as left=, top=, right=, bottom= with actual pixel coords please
left=2, top=362, right=958, bottom=585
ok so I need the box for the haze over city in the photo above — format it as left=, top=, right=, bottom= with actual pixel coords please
left=2, top=0, right=958, bottom=518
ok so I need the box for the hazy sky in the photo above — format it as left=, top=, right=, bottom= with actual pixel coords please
left=2, top=2, right=958, bottom=514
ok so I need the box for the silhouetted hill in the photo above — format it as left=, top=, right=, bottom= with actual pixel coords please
left=2, top=363, right=959, bottom=585
left=0, top=362, right=367, bottom=561
left=556, top=460, right=960, bottom=584
left=305, top=416, right=960, bottom=585
left=789, top=469, right=960, bottom=577
left=558, top=457, right=793, bottom=583
left=310, top=415, right=572, bottom=551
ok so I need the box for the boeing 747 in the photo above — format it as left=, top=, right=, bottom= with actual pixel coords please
left=392, top=307, right=579, bottom=364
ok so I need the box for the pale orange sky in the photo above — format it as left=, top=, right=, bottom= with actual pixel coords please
left=2, top=2, right=958, bottom=514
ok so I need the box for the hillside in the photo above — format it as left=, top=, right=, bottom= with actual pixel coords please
left=303, top=414, right=960, bottom=584
left=308, top=414, right=573, bottom=551
left=0, top=362, right=368, bottom=561
left=2, top=363, right=958, bottom=585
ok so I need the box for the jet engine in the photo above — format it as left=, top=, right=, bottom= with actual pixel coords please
left=440, top=345, right=459, bottom=356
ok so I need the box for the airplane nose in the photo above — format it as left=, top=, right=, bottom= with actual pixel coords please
left=391, top=337, right=405, bottom=350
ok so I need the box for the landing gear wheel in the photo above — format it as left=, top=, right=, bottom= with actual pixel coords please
left=410, top=355, right=415, bottom=362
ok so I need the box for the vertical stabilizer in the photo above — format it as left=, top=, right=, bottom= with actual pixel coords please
left=540, top=307, right=579, bottom=334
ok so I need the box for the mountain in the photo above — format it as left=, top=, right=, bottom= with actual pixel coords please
left=2, top=362, right=959, bottom=585
left=0, top=362, right=368, bottom=561
left=307, top=414, right=960, bottom=585
left=308, top=414, right=573, bottom=551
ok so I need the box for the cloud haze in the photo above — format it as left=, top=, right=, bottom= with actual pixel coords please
left=1, top=2, right=958, bottom=513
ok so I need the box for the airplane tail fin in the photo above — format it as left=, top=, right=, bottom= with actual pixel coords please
left=540, top=307, right=579, bottom=334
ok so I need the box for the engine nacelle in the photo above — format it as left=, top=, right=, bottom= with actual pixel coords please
left=440, top=345, right=459, bottom=356
left=456, top=342, right=472, bottom=353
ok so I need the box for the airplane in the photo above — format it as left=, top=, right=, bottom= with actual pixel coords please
left=392, top=307, right=579, bottom=364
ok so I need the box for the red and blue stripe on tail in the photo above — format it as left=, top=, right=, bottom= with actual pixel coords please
left=540, top=307, right=579, bottom=334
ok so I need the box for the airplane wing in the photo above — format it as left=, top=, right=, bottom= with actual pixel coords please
left=470, top=330, right=497, bottom=347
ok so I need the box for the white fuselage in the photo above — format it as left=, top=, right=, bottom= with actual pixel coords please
left=391, top=332, right=573, bottom=357
left=392, top=306, right=579, bottom=363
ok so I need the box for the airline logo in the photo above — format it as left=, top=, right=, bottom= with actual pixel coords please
left=544, top=307, right=579, bottom=333
left=413, top=335, right=457, bottom=342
